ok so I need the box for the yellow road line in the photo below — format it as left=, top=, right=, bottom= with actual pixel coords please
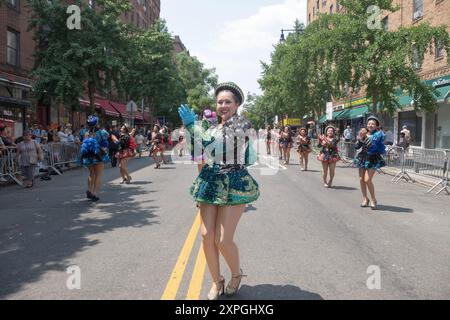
left=186, top=243, right=207, bottom=300
left=161, top=213, right=201, bottom=300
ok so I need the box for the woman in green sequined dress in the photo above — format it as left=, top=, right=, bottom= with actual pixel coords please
left=178, top=82, right=260, bottom=300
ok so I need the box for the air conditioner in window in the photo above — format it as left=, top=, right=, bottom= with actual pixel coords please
left=413, top=10, right=423, bottom=20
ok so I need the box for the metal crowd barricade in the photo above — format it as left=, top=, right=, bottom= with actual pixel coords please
left=385, top=146, right=414, bottom=183
left=338, top=141, right=357, bottom=167
left=407, top=147, right=449, bottom=195
left=47, top=142, right=81, bottom=175
left=0, top=147, right=23, bottom=186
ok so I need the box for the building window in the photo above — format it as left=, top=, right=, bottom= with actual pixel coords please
left=435, top=41, right=444, bottom=59
left=337, top=0, right=341, bottom=11
left=316, top=0, right=319, bottom=9
left=7, top=0, right=18, bottom=9
left=7, top=29, right=20, bottom=66
left=382, top=16, right=389, bottom=31
left=413, top=0, right=423, bottom=21
left=313, top=7, right=316, bottom=16
left=330, top=4, right=333, bottom=14
left=322, top=0, right=327, bottom=7
left=308, top=13, right=311, bottom=23
left=412, top=45, right=422, bottom=69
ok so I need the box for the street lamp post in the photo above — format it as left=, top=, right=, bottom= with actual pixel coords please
left=279, top=26, right=305, bottom=43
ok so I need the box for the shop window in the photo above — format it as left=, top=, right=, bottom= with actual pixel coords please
left=7, top=29, right=20, bottom=67
left=413, top=0, right=423, bottom=21
left=436, top=108, right=450, bottom=149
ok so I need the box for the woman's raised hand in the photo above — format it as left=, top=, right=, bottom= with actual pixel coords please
left=178, top=104, right=196, bottom=127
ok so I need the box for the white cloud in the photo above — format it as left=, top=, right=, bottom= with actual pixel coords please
left=202, top=0, right=307, bottom=94
left=212, top=0, right=306, bottom=53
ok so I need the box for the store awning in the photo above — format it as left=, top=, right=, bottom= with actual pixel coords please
left=397, top=84, right=450, bottom=106
left=435, top=84, right=450, bottom=103
left=79, top=98, right=101, bottom=109
left=110, top=101, right=144, bottom=121
left=0, top=96, right=31, bottom=108
left=318, top=114, right=327, bottom=124
left=318, top=110, right=345, bottom=124
left=336, top=106, right=369, bottom=120
left=95, top=98, right=120, bottom=117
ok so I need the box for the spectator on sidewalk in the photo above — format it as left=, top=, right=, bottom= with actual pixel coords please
left=397, top=132, right=410, bottom=150
left=16, top=130, right=43, bottom=188
left=57, top=126, right=69, bottom=143
left=344, top=125, right=354, bottom=142
left=383, top=127, right=394, bottom=146
left=135, top=131, right=145, bottom=158
left=401, top=125, right=411, bottom=143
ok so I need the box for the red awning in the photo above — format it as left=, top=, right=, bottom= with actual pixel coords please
left=95, top=98, right=120, bottom=117
left=79, top=98, right=101, bottom=109
left=110, top=101, right=143, bottom=121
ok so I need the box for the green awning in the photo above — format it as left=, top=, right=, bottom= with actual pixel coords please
left=318, top=114, right=327, bottom=124
left=336, top=106, right=369, bottom=120
left=435, top=84, right=450, bottom=102
left=397, top=84, right=450, bottom=106
left=318, top=110, right=345, bottom=124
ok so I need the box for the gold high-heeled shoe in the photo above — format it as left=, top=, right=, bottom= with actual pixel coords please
left=225, top=269, right=247, bottom=296
left=207, top=276, right=225, bottom=301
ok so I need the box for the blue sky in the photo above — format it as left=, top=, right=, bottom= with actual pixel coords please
left=160, top=0, right=307, bottom=96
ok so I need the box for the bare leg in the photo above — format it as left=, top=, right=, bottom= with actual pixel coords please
left=200, top=204, right=221, bottom=290
left=93, top=163, right=104, bottom=196
left=298, top=152, right=303, bottom=169
left=216, top=205, right=245, bottom=288
left=119, top=159, right=125, bottom=181
left=304, top=153, right=309, bottom=171
left=328, top=163, right=336, bottom=187
left=123, top=158, right=131, bottom=181
left=365, top=169, right=377, bottom=202
left=359, top=169, right=368, bottom=202
left=322, top=162, right=329, bottom=186
left=88, top=166, right=95, bottom=194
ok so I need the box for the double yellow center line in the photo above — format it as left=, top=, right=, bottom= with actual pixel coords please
left=161, top=213, right=207, bottom=300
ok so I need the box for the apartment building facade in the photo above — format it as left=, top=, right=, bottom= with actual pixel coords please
left=0, top=0, right=161, bottom=137
left=307, top=0, right=450, bottom=149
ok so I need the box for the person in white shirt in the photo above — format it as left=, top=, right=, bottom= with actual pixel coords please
left=135, top=132, right=145, bottom=158
left=57, top=126, right=69, bottom=143
left=400, top=126, right=411, bottom=143
left=343, top=125, right=354, bottom=142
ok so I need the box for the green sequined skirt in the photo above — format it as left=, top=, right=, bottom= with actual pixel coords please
left=190, top=164, right=260, bottom=206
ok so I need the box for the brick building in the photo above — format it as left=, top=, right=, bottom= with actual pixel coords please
left=307, top=0, right=450, bottom=149
left=0, top=0, right=161, bottom=138
left=0, top=0, right=34, bottom=137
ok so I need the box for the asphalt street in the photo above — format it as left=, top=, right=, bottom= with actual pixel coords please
left=0, top=147, right=449, bottom=300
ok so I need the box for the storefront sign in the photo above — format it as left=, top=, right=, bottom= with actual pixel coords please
left=344, top=97, right=372, bottom=109
left=432, top=77, right=450, bottom=88
left=333, top=104, right=345, bottom=111
left=282, top=118, right=302, bottom=126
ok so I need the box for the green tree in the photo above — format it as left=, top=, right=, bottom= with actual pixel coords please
left=29, top=0, right=130, bottom=113
left=175, top=52, right=218, bottom=113
left=259, top=0, right=450, bottom=119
